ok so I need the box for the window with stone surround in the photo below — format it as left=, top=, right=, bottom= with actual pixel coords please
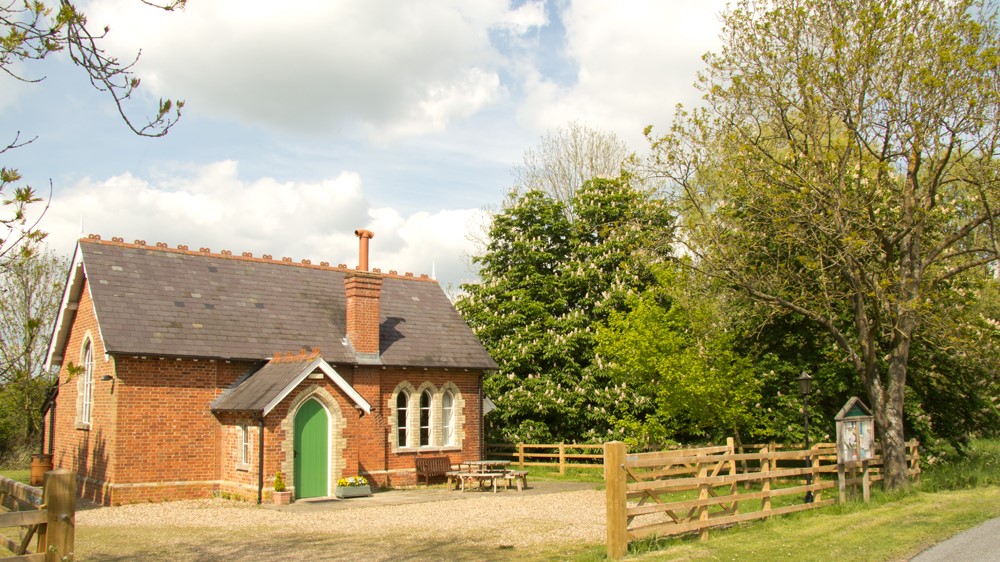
left=442, top=390, right=455, bottom=446
left=396, top=390, right=410, bottom=448
left=390, top=382, right=464, bottom=452
left=239, top=424, right=251, bottom=469
left=419, top=389, right=432, bottom=447
left=77, top=339, right=94, bottom=428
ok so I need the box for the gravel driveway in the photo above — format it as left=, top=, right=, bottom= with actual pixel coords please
left=74, top=482, right=607, bottom=561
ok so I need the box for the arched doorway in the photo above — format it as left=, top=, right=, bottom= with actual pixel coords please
left=293, top=398, right=329, bottom=498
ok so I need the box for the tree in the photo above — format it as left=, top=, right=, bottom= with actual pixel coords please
left=457, top=175, right=673, bottom=443
left=512, top=121, right=633, bottom=220
left=0, top=245, right=66, bottom=457
left=649, top=0, right=1000, bottom=489
left=1, top=0, right=184, bottom=269
left=595, top=266, right=765, bottom=450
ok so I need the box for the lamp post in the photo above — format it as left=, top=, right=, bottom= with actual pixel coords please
left=797, top=370, right=815, bottom=503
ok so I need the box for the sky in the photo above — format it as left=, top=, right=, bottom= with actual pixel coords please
left=3, top=0, right=728, bottom=294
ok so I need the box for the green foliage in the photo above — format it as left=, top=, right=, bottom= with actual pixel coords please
left=457, top=175, right=672, bottom=443
left=273, top=471, right=286, bottom=492
left=920, top=439, right=1000, bottom=492
left=1, top=1, right=183, bottom=272
left=650, top=0, right=1000, bottom=488
left=0, top=245, right=66, bottom=453
left=595, top=266, right=765, bottom=448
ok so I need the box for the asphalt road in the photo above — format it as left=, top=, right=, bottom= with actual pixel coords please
left=910, top=516, right=1000, bottom=561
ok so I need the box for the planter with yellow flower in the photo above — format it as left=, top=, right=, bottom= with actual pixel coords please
left=272, top=471, right=293, bottom=505
left=335, top=476, right=372, bottom=499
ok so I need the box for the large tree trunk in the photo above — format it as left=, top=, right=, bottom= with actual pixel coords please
left=868, top=314, right=916, bottom=491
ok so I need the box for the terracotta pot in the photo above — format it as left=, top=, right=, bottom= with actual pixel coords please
left=272, top=490, right=293, bottom=505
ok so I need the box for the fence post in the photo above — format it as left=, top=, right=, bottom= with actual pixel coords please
left=909, top=440, right=921, bottom=484
left=761, top=444, right=772, bottom=513
left=862, top=460, right=871, bottom=502
left=838, top=462, right=847, bottom=503
left=605, top=441, right=628, bottom=559
left=43, top=469, right=75, bottom=562
left=697, top=452, right=710, bottom=543
left=812, top=444, right=822, bottom=502
left=559, top=443, right=566, bottom=476
left=727, top=437, right=738, bottom=515
left=518, top=443, right=525, bottom=469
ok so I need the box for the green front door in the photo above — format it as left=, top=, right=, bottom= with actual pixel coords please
left=294, top=399, right=329, bottom=499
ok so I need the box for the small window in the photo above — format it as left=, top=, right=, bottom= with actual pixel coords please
left=419, top=390, right=432, bottom=447
left=396, top=391, right=409, bottom=447
left=80, top=341, right=94, bottom=425
left=442, top=391, right=455, bottom=446
left=240, top=424, right=251, bottom=465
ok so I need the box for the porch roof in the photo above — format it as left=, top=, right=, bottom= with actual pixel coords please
left=211, top=350, right=371, bottom=416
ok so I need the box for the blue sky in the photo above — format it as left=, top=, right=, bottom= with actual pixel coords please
left=4, top=0, right=727, bottom=293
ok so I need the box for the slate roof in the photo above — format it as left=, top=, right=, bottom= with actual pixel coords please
left=47, top=237, right=497, bottom=371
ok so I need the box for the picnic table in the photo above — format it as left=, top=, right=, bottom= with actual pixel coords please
left=447, top=460, right=528, bottom=492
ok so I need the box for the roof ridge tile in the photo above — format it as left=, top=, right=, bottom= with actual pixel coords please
left=82, top=234, right=438, bottom=283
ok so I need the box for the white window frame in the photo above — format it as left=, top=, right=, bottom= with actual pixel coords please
left=78, top=340, right=94, bottom=427
left=240, top=424, right=251, bottom=467
left=396, top=390, right=410, bottom=448
left=419, top=389, right=432, bottom=447
left=442, top=390, right=455, bottom=446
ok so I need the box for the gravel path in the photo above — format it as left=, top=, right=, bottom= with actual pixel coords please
left=74, top=485, right=608, bottom=560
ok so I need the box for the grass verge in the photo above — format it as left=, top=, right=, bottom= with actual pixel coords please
left=0, top=470, right=30, bottom=484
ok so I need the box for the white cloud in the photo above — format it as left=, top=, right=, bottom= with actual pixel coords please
left=41, top=161, right=487, bottom=289
left=83, top=0, right=547, bottom=142
left=517, top=0, right=728, bottom=149
left=497, top=0, right=549, bottom=35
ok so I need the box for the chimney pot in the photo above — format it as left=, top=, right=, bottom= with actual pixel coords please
left=355, top=229, right=374, bottom=271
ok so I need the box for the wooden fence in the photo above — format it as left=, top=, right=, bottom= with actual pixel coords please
left=486, top=443, right=605, bottom=474
left=605, top=439, right=920, bottom=558
left=0, top=469, right=75, bottom=562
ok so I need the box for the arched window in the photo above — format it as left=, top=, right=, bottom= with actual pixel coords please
left=396, top=391, right=410, bottom=447
left=419, top=390, right=432, bottom=447
left=442, top=390, right=455, bottom=446
left=80, top=340, right=94, bottom=425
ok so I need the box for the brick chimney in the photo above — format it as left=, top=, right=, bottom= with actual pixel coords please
left=345, top=229, right=382, bottom=357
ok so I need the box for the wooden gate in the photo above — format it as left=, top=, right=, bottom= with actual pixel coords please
left=0, top=469, right=75, bottom=562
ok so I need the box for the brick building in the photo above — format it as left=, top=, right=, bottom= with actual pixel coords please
left=43, top=231, right=497, bottom=505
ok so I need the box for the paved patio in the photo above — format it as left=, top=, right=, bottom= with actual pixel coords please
left=263, top=479, right=599, bottom=512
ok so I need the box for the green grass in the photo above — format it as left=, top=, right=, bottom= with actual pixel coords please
left=523, top=464, right=606, bottom=484
left=0, top=469, right=30, bottom=484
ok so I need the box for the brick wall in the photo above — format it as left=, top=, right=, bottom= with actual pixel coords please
left=347, top=366, right=483, bottom=487
left=50, top=279, right=118, bottom=504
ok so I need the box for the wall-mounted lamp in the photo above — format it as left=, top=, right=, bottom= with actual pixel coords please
left=101, top=375, right=114, bottom=382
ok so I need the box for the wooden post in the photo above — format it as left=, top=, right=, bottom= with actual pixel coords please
left=761, top=444, right=772, bottom=513
left=727, top=437, right=738, bottom=515
left=43, top=469, right=75, bottom=562
left=909, top=441, right=921, bottom=484
left=605, top=441, right=628, bottom=559
left=697, top=452, right=710, bottom=543
left=862, top=460, right=871, bottom=503
left=518, top=443, right=525, bottom=469
left=559, top=443, right=566, bottom=476
left=811, top=444, right=822, bottom=502
left=838, top=463, right=847, bottom=503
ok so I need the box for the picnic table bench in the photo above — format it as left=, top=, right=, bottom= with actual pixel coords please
left=446, top=460, right=529, bottom=493
left=415, top=456, right=452, bottom=485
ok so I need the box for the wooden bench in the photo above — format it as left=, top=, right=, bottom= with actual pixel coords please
left=503, top=470, right=528, bottom=491
left=415, top=456, right=452, bottom=485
